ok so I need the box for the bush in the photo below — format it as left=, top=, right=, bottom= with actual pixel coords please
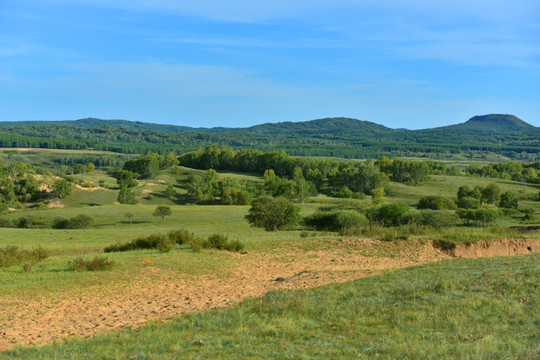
left=245, top=196, right=300, bottom=231
left=0, top=218, right=13, bottom=228
left=369, top=203, right=410, bottom=227
left=104, top=233, right=175, bottom=253
left=457, top=196, right=480, bottom=209
left=305, top=210, right=367, bottom=232
left=0, top=245, right=48, bottom=269
left=53, top=214, right=93, bottom=229
left=457, top=207, right=502, bottom=226
left=167, top=229, right=197, bottom=245
left=203, top=233, right=229, bottom=250
left=333, top=187, right=366, bottom=199
left=417, top=195, right=457, bottom=210
left=202, top=233, right=245, bottom=252
left=68, top=256, right=114, bottom=271
left=418, top=210, right=458, bottom=229
left=500, top=191, right=518, bottom=209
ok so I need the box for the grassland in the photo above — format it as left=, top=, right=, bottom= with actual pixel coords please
left=0, top=149, right=539, bottom=357
left=2, top=253, right=538, bottom=359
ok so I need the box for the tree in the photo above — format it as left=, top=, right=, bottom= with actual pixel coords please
left=116, top=170, right=137, bottom=188
left=371, top=187, right=385, bottom=205
left=165, top=184, right=177, bottom=200
left=52, top=178, right=72, bottom=199
left=245, top=196, right=300, bottom=231
left=125, top=212, right=135, bottom=223
left=481, top=183, right=501, bottom=205
left=500, top=191, right=518, bottom=209
left=117, top=185, right=137, bottom=204
left=153, top=206, right=172, bottom=222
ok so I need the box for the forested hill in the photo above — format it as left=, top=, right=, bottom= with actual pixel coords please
left=0, top=114, right=538, bottom=160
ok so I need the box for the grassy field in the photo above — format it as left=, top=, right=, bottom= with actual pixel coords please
left=2, top=253, right=538, bottom=359
left=0, top=150, right=539, bottom=358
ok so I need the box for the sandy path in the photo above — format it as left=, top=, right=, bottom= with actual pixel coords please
left=0, top=238, right=450, bottom=351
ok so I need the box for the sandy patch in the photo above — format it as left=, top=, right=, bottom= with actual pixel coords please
left=0, top=238, right=449, bottom=350
left=0, top=238, right=537, bottom=351
left=446, top=238, right=540, bottom=258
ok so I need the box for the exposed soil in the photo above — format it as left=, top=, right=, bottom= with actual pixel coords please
left=0, top=238, right=537, bottom=351
left=446, top=238, right=540, bottom=258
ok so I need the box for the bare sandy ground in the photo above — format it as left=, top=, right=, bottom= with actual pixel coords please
left=0, top=238, right=537, bottom=351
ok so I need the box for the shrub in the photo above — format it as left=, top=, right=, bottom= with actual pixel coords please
left=457, top=196, right=480, bottom=209
left=457, top=207, right=501, bottom=226
left=167, top=229, right=197, bottom=245
left=104, top=233, right=175, bottom=253
left=418, top=210, right=458, bottom=229
left=305, top=210, right=367, bottom=232
left=245, top=196, right=300, bottom=231
left=52, top=214, right=93, bottom=229
left=300, top=230, right=310, bottom=238
left=16, top=216, right=34, bottom=229
left=0, top=245, right=48, bottom=269
left=500, top=191, right=518, bottom=209
left=369, top=203, right=410, bottom=227
left=68, top=256, right=114, bottom=271
left=202, top=233, right=245, bottom=252
left=417, top=195, right=457, bottom=210
left=0, top=218, right=13, bottom=228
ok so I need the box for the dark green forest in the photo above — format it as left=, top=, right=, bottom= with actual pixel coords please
left=0, top=114, right=539, bottom=159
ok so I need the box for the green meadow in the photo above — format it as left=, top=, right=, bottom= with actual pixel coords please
left=0, top=149, right=539, bottom=358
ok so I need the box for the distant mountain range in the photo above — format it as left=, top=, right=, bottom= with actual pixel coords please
left=0, top=114, right=538, bottom=159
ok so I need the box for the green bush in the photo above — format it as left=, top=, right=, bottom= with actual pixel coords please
left=0, top=245, right=48, bottom=269
left=500, top=191, right=518, bottom=209
left=305, top=210, right=367, bottom=232
left=53, top=214, right=93, bottom=229
left=203, top=233, right=229, bottom=250
left=202, top=233, right=245, bottom=253
left=68, top=257, right=114, bottom=271
left=417, top=195, right=457, bottom=210
left=369, top=203, right=410, bottom=227
left=104, top=233, right=175, bottom=253
left=418, top=210, right=458, bottom=229
left=457, top=207, right=502, bottom=226
left=167, top=229, right=197, bottom=245
left=457, top=196, right=480, bottom=209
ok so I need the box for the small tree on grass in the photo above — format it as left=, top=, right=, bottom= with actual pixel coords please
left=165, top=184, right=177, bottom=200
left=52, top=178, right=72, bottom=199
left=125, top=212, right=135, bottom=223
left=153, top=206, right=172, bottom=222
left=245, top=196, right=300, bottom=231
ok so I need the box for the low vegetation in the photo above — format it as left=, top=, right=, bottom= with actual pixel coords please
left=3, top=254, right=538, bottom=359
left=68, top=256, right=114, bottom=271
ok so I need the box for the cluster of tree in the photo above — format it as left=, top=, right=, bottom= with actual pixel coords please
left=456, top=183, right=518, bottom=209
left=123, top=152, right=178, bottom=179
left=186, top=169, right=253, bottom=205
left=0, top=163, right=47, bottom=211
left=465, top=161, right=540, bottom=184
left=181, top=146, right=437, bottom=203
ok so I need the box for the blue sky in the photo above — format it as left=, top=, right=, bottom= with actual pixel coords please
left=1, top=1, right=539, bottom=129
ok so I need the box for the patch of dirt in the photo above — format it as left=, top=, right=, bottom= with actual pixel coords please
left=0, top=238, right=449, bottom=351
left=47, top=199, right=64, bottom=208
left=74, top=185, right=100, bottom=191
left=446, top=238, right=540, bottom=258
left=0, top=238, right=537, bottom=351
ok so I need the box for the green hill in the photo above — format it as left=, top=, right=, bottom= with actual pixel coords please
left=0, top=114, right=538, bottom=159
